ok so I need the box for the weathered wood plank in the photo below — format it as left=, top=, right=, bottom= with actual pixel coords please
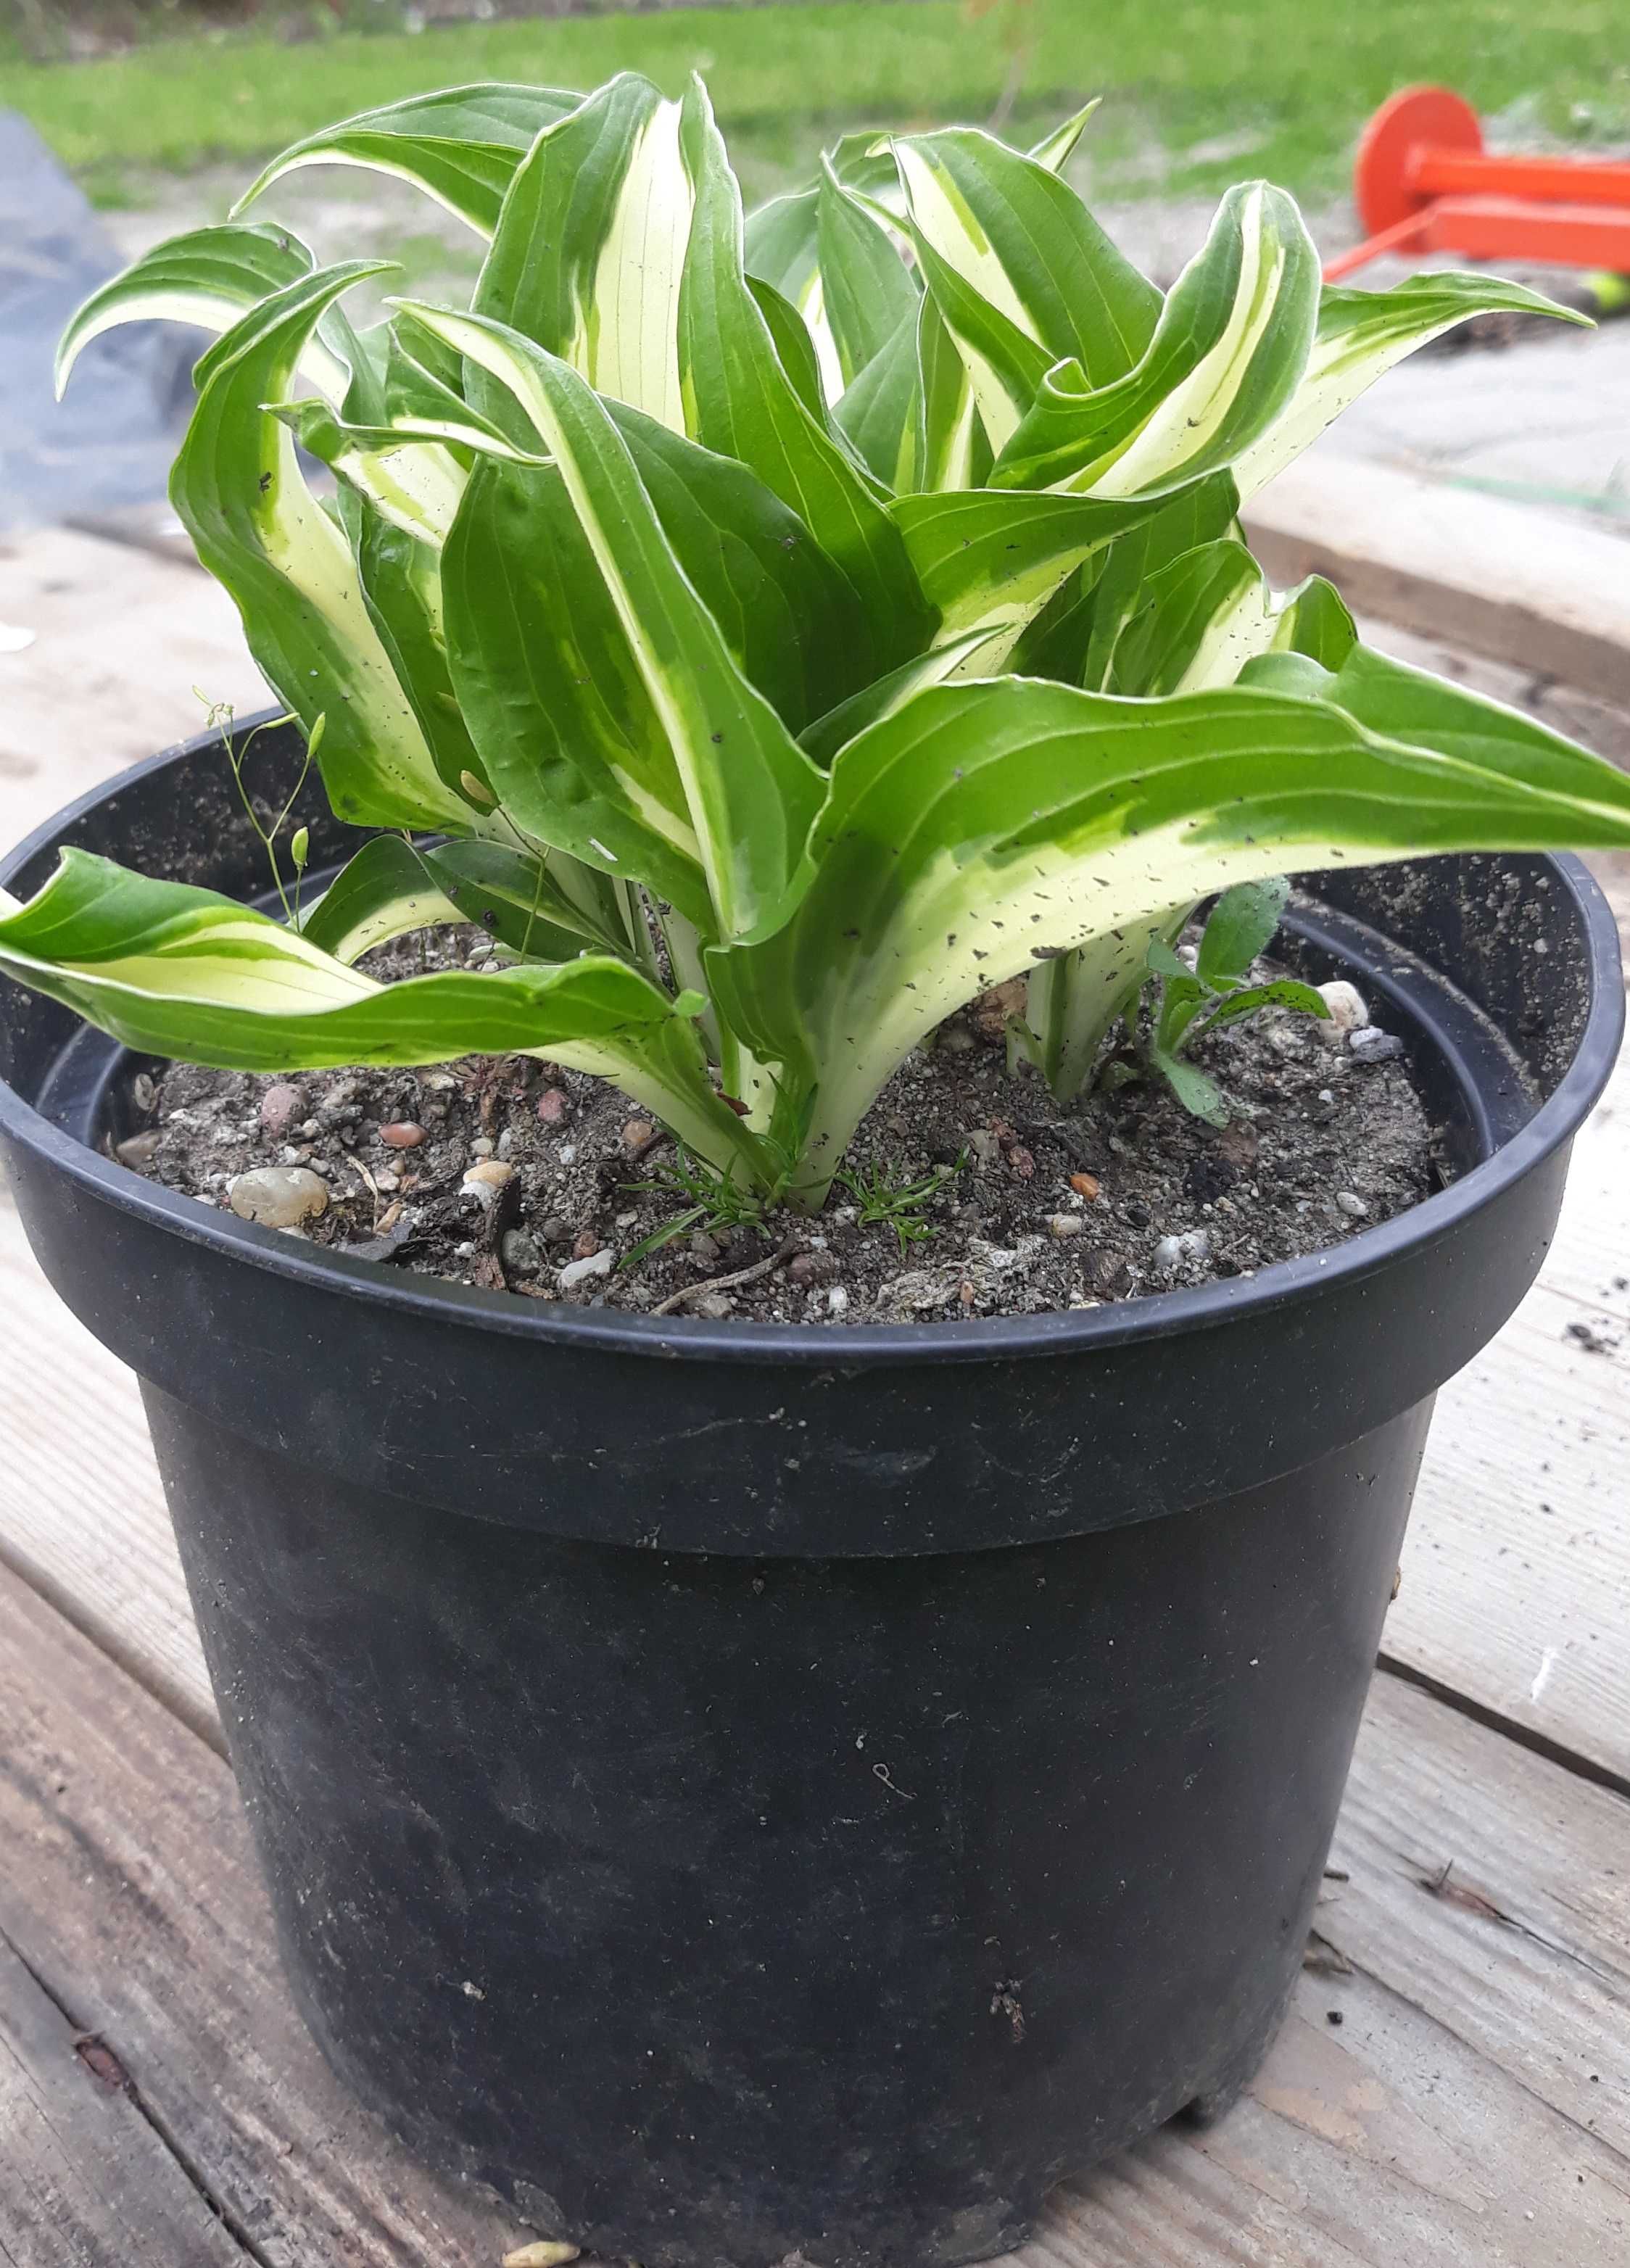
left=0, top=1932, right=247, bottom=2267
left=2, top=1559, right=1628, bottom=2267
left=0, top=1189, right=215, bottom=1745
left=0, top=524, right=265, bottom=850
left=0, top=1559, right=529, bottom=2268
left=1245, top=454, right=1630, bottom=708
left=1391, top=1046, right=1630, bottom=1781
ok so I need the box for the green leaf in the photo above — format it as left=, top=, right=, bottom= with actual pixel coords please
left=709, top=667, right=1630, bottom=1203
left=1196, top=876, right=1290, bottom=988
left=1079, top=471, right=1241, bottom=690
left=995, top=183, right=1320, bottom=496
left=832, top=308, right=920, bottom=487
left=1025, top=99, right=1101, bottom=174
left=405, top=302, right=825, bottom=943
left=473, top=73, right=693, bottom=431
left=170, top=266, right=484, bottom=835
left=55, top=222, right=342, bottom=400
left=604, top=398, right=877, bottom=733
left=890, top=485, right=1159, bottom=665
left=1193, top=977, right=1330, bottom=1036
left=816, top=155, right=918, bottom=388
left=297, top=834, right=624, bottom=966
left=274, top=400, right=478, bottom=547
left=295, top=834, right=466, bottom=961
left=0, top=850, right=767, bottom=1183
left=893, top=124, right=1162, bottom=453
left=1151, top=1049, right=1230, bottom=1126
left=1235, top=271, right=1592, bottom=500
left=1110, top=539, right=1357, bottom=695
left=746, top=273, right=832, bottom=425
left=423, top=839, right=634, bottom=960
left=233, top=83, right=582, bottom=237
left=676, top=80, right=935, bottom=679
left=797, top=627, right=1002, bottom=766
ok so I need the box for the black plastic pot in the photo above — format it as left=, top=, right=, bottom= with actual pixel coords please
left=1, top=720, right=1622, bottom=2268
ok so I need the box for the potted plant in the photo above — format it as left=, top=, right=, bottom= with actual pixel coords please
left=1, top=75, right=1626, bottom=2267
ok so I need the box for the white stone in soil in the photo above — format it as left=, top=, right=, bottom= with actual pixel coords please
left=1046, top=1213, right=1085, bottom=1238
left=227, top=1165, right=329, bottom=1228
left=1315, top=979, right=1369, bottom=1038
left=1336, top=1191, right=1370, bottom=1218
left=558, top=1248, right=614, bottom=1290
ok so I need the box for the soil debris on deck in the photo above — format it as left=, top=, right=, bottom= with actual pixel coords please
left=124, top=928, right=1441, bottom=1326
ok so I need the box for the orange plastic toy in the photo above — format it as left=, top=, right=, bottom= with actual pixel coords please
left=1325, top=85, right=1630, bottom=282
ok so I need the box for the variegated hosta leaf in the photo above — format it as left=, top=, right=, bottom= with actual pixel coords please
left=0, top=851, right=765, bottom=1179
left=411, top=297, right=884, bottom=811
left=171, top=265, right=487, bottom=832
left=276, top=400, right=479, bottom=545
left=995, top=183, right=1320, bottom=497
left=893, top=124, right=1163, bottom=455
left=233, top=83, right=582, bottom=237
left=816, top=157, right=919, bottom=390
left=798, top=627, right=1004, bottom=765
left=1077, top=471, right=1242, bottom=690
left=709, top=667, right=1630, bottom=1203
left=1110, top=539, right=1356, bottom=695
left=1235, top=272, right=1590, bottom=500
left=676, top=81, right=936, bottom=679
left=889, top=485, right=1161, bottom=666
left=1016, top=910, right=1190, bottom=1101
left=55, top=222, right=355, bottom=405
left=408, top=301, right=827, bottom=943
left=297, top=834, right=628, bottom=966
left=474, top=73, right=692, bottom=433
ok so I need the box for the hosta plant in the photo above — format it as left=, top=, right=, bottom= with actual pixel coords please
left=5, top=75, right=1630, bottom=1212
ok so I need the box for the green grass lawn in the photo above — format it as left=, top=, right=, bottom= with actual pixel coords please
left=4, top=0, right=1626, bottom=210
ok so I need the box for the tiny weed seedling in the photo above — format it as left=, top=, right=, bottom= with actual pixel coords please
left=1140, top=880, right=1329, bottom=1125
left=836, top=1156, right=964, bottom=1256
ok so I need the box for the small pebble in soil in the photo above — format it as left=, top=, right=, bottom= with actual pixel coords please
left=501, top=1230, right=544, bottom=1275
left=115, top=1130, right=160, bottom=1170
left=1046, top=1213, right=1085, bottom=1239
left=259, top=1083, right=303, bottom=1139
left=379, top=1121, right=426, bottom=1149
left=559, top=1249, right=614, bottom=1291
left=1349, top=1027, right=1405, bottom=1064
left=621, top=1118, right=655, bottom=1149
left=572, top=1230, right=601, bottom=1260
left=1336, top=1191, right=1370, bottom=1218
left=1315, top=980, right=1369, bottom=1038
left=463, top=1159, right=515, bottom=1194
left=1070, top=1172, right=1100, bottom=1199
left=537, top=1088, right=571, bottom=1123
left=227, top=1165, right=329, bottom=1228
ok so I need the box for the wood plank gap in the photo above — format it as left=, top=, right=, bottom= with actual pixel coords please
left=0, top=1916, right=257, bottom=2268
left=1375, top=1651, right=1630, bottom=1806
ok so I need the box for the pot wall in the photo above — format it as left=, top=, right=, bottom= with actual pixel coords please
left=148, top=1381, right=1428, bottom=2268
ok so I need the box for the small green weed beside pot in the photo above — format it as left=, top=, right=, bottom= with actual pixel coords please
left=2, top=69, right=1629, bottom=2268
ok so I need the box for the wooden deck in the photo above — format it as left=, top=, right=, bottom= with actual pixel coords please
left=2, top=520, right=1629, bottom=2266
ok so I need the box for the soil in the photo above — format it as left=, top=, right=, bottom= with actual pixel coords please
left=116, top=922, right=1446, bottom=1327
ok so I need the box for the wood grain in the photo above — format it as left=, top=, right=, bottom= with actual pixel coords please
left=0, top=1558, right=529, bottom=2268
left=3, top=1557, right=1629, bottom=2268
left=0, top=523, right=265, bottom=848
left=0, top=1189, right=216, bottom=1746
left=1391, top=1048, right=1630, bottom=1782
left=0, top=1932, right=247, bottom=2267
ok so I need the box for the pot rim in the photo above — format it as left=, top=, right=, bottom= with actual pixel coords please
left=1, top=731, right=1623, bottom=1373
